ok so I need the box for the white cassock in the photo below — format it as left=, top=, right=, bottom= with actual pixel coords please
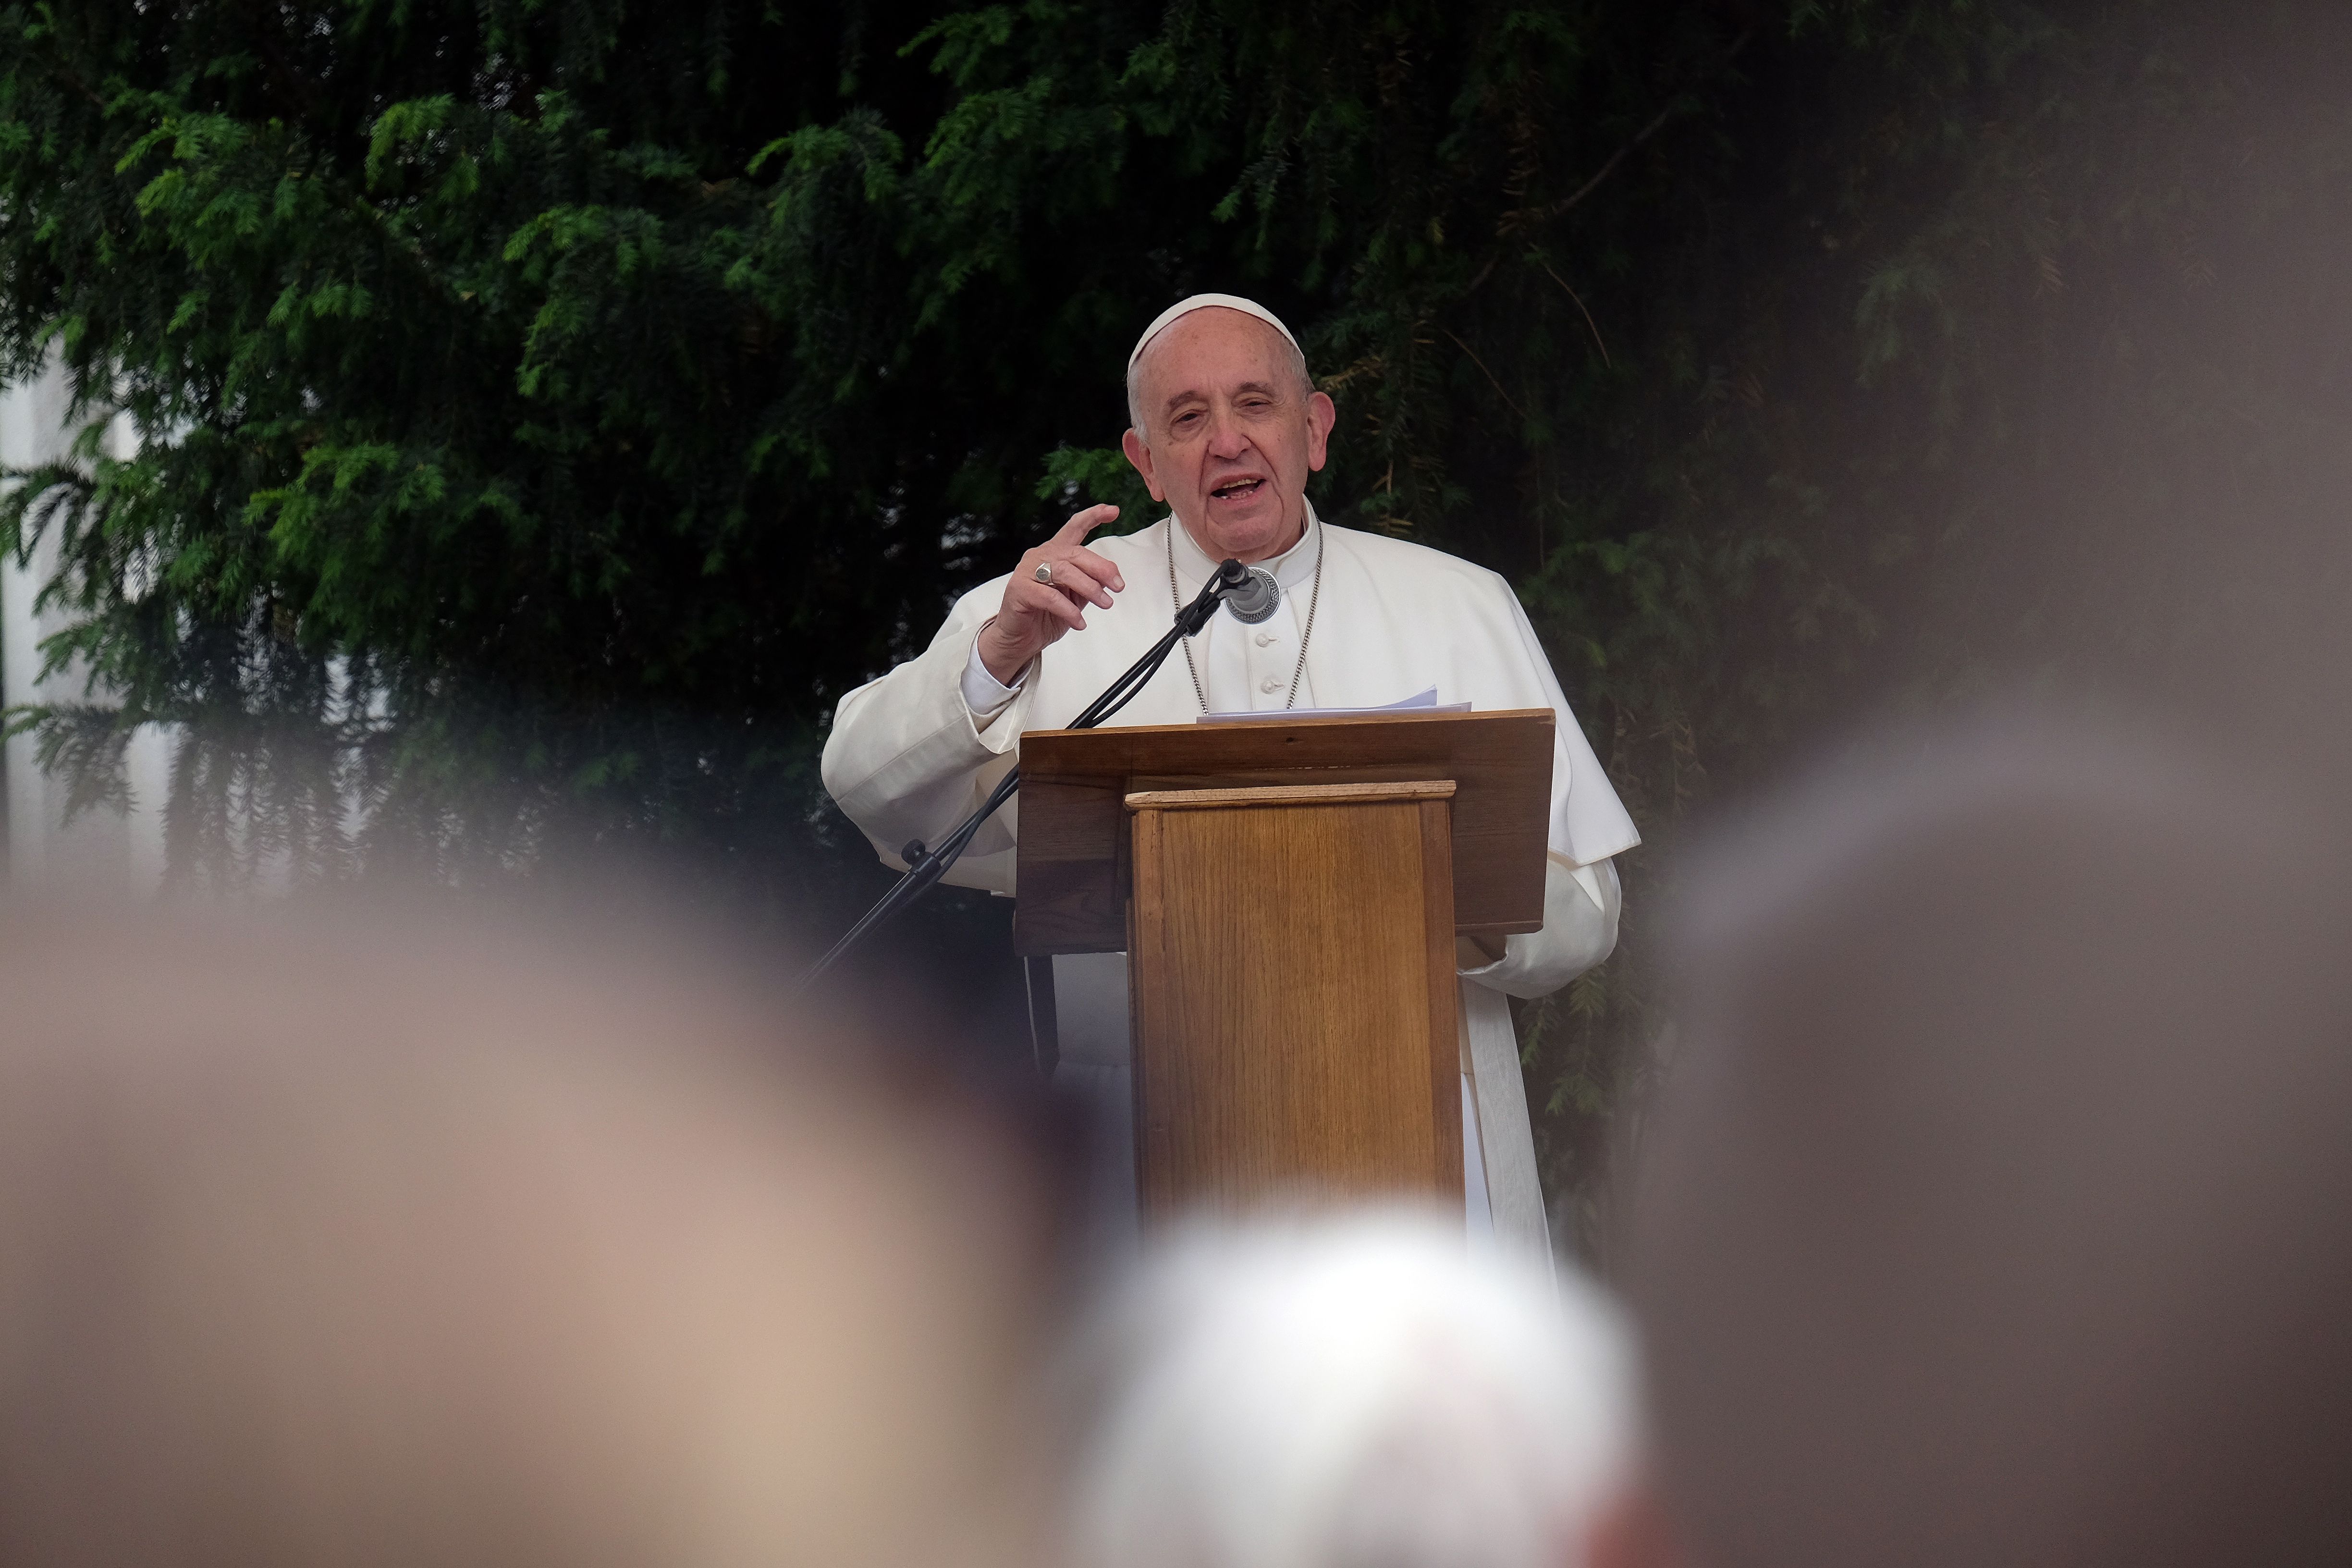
left=821, top=502, right=1640, bottom=1259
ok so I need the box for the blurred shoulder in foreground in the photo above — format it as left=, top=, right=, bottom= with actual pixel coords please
left=0, top=897, right=1055, bottom=1568
left=1629, top=715, right=2352, bottom=1568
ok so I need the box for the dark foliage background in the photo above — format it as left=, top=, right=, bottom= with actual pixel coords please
left=7, top=0, right=2351, bottom=1252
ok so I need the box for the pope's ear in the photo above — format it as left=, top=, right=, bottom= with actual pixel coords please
left=1305, top=390, right=1336, bottom=471
left=1121, top=427, right=1165, bottom=502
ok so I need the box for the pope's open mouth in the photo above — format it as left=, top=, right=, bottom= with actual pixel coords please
left=1210, top=477, right=1266, bottom=502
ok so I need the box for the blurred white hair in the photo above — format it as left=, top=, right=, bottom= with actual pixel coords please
left=1064, top=1209, right=1640, bottom=1568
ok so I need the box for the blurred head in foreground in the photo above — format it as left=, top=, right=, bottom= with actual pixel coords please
left=1628, top=718, right=2352, bottom=1568
left=1062, top=1210, right=1654, bottom=1568
left=0, top=902, right=1049, bottom=1568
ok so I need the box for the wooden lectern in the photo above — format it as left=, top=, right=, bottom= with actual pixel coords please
left=1014, top=710, right=1555, bottom=1219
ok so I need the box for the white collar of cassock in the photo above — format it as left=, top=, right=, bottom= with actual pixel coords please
left=1164, top=497, right=1324, bottom=594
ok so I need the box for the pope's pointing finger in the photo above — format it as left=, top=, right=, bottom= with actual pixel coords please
left=1054, top=506, right=1125, bottom=589
left=1055, top=503, right=1118, bottom=542
left=977, top=503, right=1131, bottom=685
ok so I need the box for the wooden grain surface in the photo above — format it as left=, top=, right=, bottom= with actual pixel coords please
left=1016, top=710, right=1552, bottom=956
left=1128, top=784, right=1465, bottom=1218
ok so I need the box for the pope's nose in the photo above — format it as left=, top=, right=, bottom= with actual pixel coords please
left=1204, top=413, right=1254, bottom=462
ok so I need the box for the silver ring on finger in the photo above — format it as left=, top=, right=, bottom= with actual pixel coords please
left=1034, top=562, right=1054, bottom=585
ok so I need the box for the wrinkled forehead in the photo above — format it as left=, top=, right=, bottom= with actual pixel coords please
left=1131, top=307, right=1299, bottom=399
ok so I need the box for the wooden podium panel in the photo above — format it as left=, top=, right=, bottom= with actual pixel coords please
left=1013, top=710, right=1552, bottom=1222
left=1014, top=709, right=1555, bottom=956
left=1126, top=782, right=1465, bottom=1215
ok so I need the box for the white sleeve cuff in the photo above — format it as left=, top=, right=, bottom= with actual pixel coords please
left=961, top=631, right=1025, bottom=718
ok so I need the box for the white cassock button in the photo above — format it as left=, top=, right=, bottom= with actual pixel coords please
left=1255, top=631, right=1276, bottom=646
left=1260, top=677, right=1280, bottom=694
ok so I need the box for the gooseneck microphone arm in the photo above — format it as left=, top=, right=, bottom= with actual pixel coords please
left=798, top=557, right=1252, bottom=992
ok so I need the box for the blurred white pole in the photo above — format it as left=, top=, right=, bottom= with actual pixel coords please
left=0, top=356, right=171, bottom=893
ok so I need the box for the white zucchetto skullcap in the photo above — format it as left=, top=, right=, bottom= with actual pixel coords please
left=1127, top=293, right=1302, bottom=370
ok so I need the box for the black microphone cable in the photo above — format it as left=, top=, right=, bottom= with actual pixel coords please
left=797, top=557, right=1250, bottom=992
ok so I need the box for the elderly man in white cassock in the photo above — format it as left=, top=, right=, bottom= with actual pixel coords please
left=822, top=294, right=1640, bottom=1258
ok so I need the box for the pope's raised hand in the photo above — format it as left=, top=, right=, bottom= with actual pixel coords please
left=976, top=504, right=1127, bottom=685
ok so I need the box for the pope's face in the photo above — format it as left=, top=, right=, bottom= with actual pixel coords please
left=1121, top=309, right=1337, bottom=564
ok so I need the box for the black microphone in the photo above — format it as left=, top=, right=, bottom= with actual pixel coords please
left=1219, top=562, right=1281, bottom=624
left=1179, top=559, right=1252, bottom=636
